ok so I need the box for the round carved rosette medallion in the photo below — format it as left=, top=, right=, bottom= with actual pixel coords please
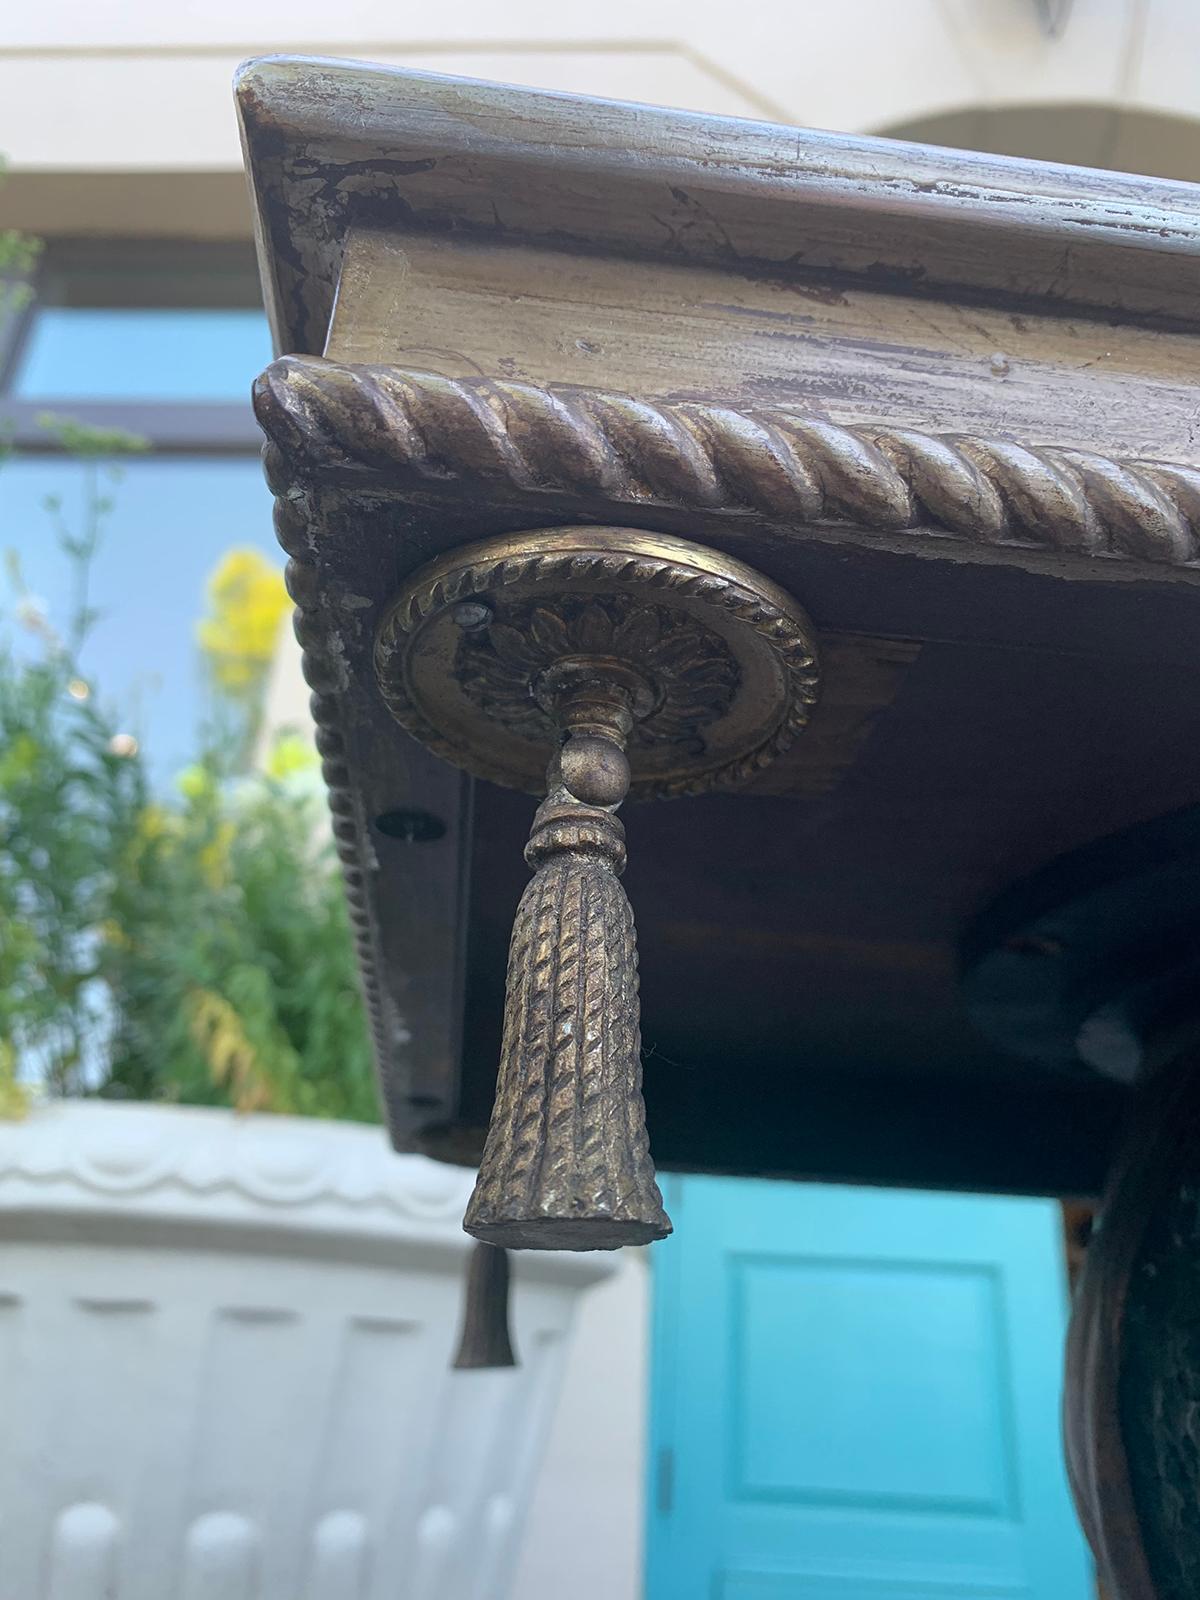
left=375, top=526, right=820, bottom=800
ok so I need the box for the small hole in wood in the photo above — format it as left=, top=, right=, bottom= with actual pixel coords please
left=1003, top=933, right=1065, bottom=959
left=373, top=809, right=447, bottom=843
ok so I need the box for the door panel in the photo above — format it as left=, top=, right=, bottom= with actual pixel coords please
left=719, top=1577, right=1024, bottom=1599
left=647, top=1178, right=1093, bottom=1600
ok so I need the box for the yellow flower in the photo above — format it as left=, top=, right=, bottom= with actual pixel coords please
left=196, top=548, right=289, bottom=694
left=265, top=732, right=317, bottom=781
left=186, top=988, right=294, bottom=1115
left=176, top=763, right=214, bottom=801
left=0, top=1041, right=29, bottom=1121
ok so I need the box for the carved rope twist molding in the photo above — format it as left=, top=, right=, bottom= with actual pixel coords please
left=375, top=545, right=820, bottom=799
left=254, top=355, right=1200, bottom=568
left=264, top=445, right=395, bottom=1076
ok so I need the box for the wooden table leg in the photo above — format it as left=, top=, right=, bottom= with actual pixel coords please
left=1066, top=1048, right=1200, bottom=1600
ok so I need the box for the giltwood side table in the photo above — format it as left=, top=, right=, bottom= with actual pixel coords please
left=239, top=57, right=1200, bottom=1598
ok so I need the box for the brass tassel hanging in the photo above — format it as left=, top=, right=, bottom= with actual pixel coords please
left=372, top=525, right=819, bottom=1256
left=464, top=697, right=672, bottom=1251
left=452, top=1243, right=517, bottom=1370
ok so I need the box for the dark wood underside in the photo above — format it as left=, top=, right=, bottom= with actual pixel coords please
left=238, top=59, right=1200, bottom=1198
left=321, top=495, right=1200, bottom=1197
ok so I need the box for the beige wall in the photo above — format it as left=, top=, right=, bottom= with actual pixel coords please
left=7, top=1, right=1200, bottom=227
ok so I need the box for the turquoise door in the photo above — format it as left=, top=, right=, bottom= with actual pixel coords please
left=647, top=1177, right=1093, bottom=1600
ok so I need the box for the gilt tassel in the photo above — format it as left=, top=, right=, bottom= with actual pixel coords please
left=464, top=717, right=672, bottom=1251
left=452, top=1243, right=517, bottom=1369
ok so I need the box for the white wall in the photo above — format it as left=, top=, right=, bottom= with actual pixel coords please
left=514, top=1255, right=651, bottom=1600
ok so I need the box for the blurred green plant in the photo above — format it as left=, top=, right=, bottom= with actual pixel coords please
left=0, top=442, right=378, bottom=1121
left=100, top=746, right=379, bottom=1121
left=0, top=177, right=41, bottom=331
left=0, top=427, right=148, bottom=1109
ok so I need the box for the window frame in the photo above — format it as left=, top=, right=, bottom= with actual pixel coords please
left=0, top=239, right=267, bottom=454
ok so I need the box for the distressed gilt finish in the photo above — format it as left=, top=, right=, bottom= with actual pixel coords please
left=240, top=58, right=1200, bottom=1196
left=265, top=443, right=397, bottom=1080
